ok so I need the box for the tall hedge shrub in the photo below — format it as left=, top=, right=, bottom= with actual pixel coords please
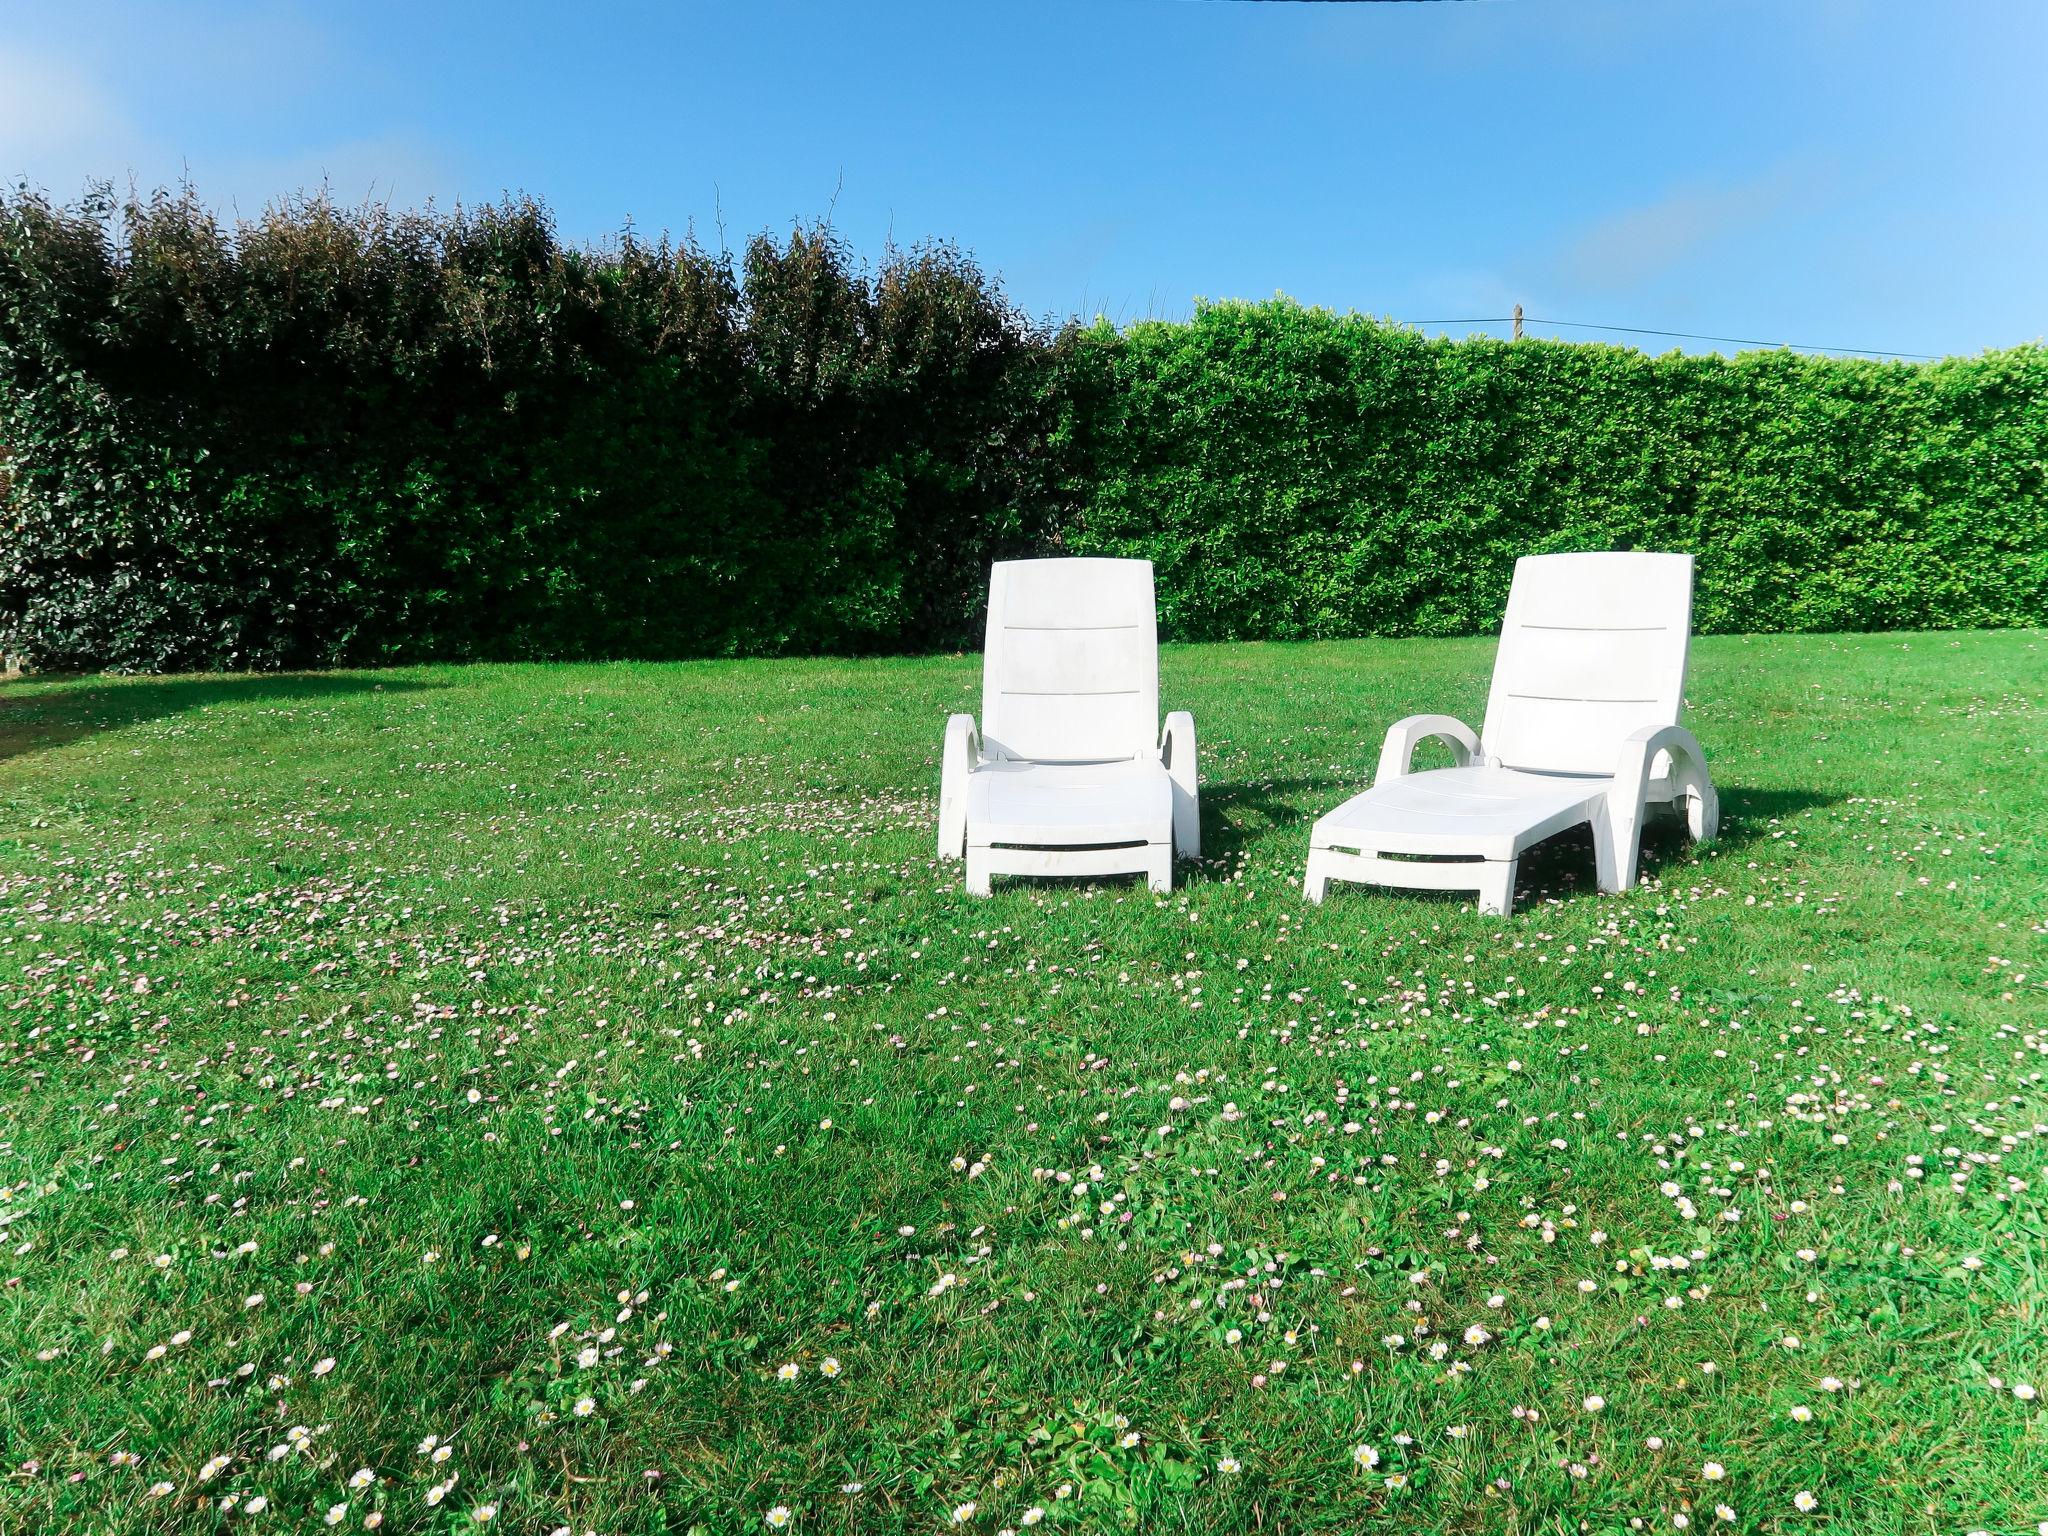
left=0, top=187, right=1069, bottom=670
left=1065, top=300, right=2048, bottom=638
left=2, top=185, right=2043, bottom=672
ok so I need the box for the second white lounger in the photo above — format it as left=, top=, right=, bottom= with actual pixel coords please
left=1304, top=551, right=1718, bottom=916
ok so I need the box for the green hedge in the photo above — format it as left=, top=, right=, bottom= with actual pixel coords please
left=1066, top=302, right=2048, bottom=638
left=0, top=188, right=1071, bottom=670
left=3, top=187, right=2043, bottom=671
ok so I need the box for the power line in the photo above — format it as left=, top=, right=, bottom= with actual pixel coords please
left=1397, top=315, right=1942, bottom=361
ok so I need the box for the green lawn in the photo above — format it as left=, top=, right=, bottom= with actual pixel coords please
left=2, top=631, right=2044, bottom=1536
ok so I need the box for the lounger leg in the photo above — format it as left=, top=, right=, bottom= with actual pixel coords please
left=1303, top=849, right=1330, bottom=904
left=1146, top=847, right=1173, bottom=895
left=1171, top=785, right=1201, bottom=862
left=1592, top=809, right=1623, bottom=894
left=1475, top=860, right=1517, bottom=917
left=1605, top=794, right=1645, bottom=892
left=1686, top=783, right=1719, bottom=842
left=964, top=849, right=993, bottom=898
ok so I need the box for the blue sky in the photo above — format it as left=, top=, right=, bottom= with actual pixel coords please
left=4, top=0, right=2042, bottom=358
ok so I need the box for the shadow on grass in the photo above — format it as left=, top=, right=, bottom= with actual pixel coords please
left=1197, top=775, right=1349, bottom=864
left=0, top=672, right=434, bottom=765
left=1226, top=780, right=1848, bottom=910
left=1518, top=784, right=1847, bottom=908
left=1713, top=784, right=1844, bottom=830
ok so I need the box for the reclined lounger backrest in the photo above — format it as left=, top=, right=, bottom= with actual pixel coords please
left=1481, top=551, right=1695, bottom=776
left=982, top=558, right=1160, bottom=764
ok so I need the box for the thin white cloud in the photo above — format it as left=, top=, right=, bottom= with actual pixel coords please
left=0, top=43, right=142, bottom=194
left=0, top=29, right=457, bottom=219
left=1559, top=163, right=1828, bottom=291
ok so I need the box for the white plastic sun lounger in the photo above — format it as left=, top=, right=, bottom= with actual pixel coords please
left=938, top=557, right=1199, bottom=896
left=1303, top=551, right=1718, bottom=916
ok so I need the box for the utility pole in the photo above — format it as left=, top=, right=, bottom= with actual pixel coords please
left=1512, top=303, right=1523, bottom=341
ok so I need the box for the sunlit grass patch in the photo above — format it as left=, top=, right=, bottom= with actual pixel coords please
left=1, top=630, right=2043, bottom=1534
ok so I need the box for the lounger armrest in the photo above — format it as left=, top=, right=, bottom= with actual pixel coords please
left=1612, top=724, right=1719, bottom=842
left=1161, top=711, right=1201, bottom=859
left=938, top=713, right=980, bottom=859
left=1375, top=714, right=1479, bottom=785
